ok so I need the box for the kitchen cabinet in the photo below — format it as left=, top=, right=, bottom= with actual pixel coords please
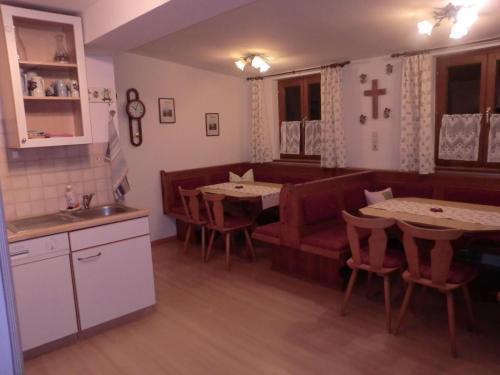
left=0, top=5, right=91, bottom=148
left=70, top=218, right=156, bottom=330
left=9, top=233, right=78, bottom=351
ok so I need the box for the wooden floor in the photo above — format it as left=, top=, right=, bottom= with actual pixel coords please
left=25, top=240, right=500, bottom=375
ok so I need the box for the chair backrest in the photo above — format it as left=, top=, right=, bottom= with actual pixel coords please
left=397, top=221, right=463, bottom=286
left=202, top=193, right=226, bottom=228
left=342, top=210, right=395, bottom=270
left=178, top=187, right=202, bottom=222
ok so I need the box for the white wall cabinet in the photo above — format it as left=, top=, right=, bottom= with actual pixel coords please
left=70, top=218, right=156, bottom=330
left=0, top=5, right=92, bottom=148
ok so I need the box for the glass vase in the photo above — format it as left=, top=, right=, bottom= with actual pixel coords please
left=54, top=34, right=70, bottom=63
left=15, top=27, right=27, bottom=61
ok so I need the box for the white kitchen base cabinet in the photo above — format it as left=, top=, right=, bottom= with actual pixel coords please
left=72, top=235, right=155, bottom=330
left=10, top=232, right=78, bottom=352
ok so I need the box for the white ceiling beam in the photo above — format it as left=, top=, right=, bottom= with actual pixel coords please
left=83, top=0, right=256, bottom=55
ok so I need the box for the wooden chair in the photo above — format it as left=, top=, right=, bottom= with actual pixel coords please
left=203, top=193, right=256, bottom=271
left=340, top=211, right=404, bottom=333
left=178, top=187, right=207, bottom=261
left=394, top=221, right=477, bottom=357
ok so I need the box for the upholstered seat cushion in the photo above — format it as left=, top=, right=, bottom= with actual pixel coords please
left=253, top=221, right=280, bottom=238
left=420, top=261, right=478, bottom=284
left=301, top=224, right=351, bottom=251
left=223, top=215, right=253, bottom=229
left=359, top=247, right=405, bottom=268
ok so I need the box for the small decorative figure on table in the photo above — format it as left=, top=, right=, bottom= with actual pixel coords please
left=360, top=73, right=367, bottom=84
left=359, top=114, right=367, bottom=124
left=383, top=107, right=391, bottom=119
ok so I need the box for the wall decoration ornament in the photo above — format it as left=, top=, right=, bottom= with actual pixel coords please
left=386, top=64, right=393, bottom=74
left=205, top=113, right=220, bottom=136
left=383, top=107, right=391, bottom=119
left=88, top=87, right=116, bottom=103
left=359, top=114, right=367, bottom=124
left=364, top=79, right=387, bottom=119
left=158, top=98, right=176, bottom=124
left=359, top=73, right=367, bottom=84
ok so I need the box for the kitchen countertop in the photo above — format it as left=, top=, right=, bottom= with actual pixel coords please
left=7, top=208, right=149, bottom=243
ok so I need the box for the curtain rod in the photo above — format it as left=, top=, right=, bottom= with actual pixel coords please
left=391, top=36, right=500, bottom=58
left=246, top=60, right=350, bottom=81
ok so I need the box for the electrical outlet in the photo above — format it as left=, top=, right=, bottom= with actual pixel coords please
left=371, top=131, right=379, bottom=151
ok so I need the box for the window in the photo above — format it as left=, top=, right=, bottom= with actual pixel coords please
left=278, top=74, right=321, bottom=160
left=435, top=47, right=500, bottom=171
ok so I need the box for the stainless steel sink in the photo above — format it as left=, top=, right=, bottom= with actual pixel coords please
left=69, top=204, right=136, bottom=220
left=7, top=213, right=79, bottom=233
left=7, top=204, right=138, bottom=233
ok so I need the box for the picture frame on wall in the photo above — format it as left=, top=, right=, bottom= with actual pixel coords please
left=158, top=98, right=176, bottom=123
left=205, top=113, right=220, bottom=136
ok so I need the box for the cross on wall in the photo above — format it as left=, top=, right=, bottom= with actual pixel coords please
left=364, top=79, right=386, bottom=119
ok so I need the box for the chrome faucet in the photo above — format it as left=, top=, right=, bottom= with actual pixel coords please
left=82, top=193, right=95, bottom=209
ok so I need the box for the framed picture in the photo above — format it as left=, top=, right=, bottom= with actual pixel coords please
left=205, top=113, right=220, bottom=136
left=158, top=98, right=176, bottom=123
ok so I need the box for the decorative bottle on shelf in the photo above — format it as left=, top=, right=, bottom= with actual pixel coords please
left=54, top=34, right=70, bottom=63
left=14, top=27, right=27, bottom=61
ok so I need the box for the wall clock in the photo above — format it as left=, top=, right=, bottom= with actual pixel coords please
left=126, top=88, right=146, bottom=146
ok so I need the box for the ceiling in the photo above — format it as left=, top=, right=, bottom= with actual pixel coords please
left=2, top=0, right=98, bottom=14
left=132, top=0, right=500, bottom=77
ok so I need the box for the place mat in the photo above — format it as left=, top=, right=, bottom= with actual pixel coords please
left=204, top=182, right=281, bottom=209
left=370, top=199, right=500, bottom=227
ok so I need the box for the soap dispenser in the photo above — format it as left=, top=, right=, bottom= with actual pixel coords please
left=65, top=185, right=78, bottom=209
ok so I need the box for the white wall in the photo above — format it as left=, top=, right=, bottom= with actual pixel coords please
left=262, top=55, right=402, bottom=169
left=343, top=56, right=402, bottom=170
left=113, top=53, right=250, bottom=241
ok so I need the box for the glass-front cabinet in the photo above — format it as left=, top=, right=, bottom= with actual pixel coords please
left=0, top=5, right=91, bottom=148
left=436, top=47, right=500, bottom=170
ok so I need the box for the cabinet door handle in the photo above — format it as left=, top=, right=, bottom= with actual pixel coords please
left=11, top=250, right=29, bottom=257
left=77, top=252, right=102, bottom=262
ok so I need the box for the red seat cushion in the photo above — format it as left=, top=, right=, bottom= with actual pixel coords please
left=360, top=247, right=405, bottom=268
left=223, top=215, right=252, bottom=229
left=301, top=224, right=351, bottom=251
left=420, top=262, right=478, bottom=284
left=302, top=192, right=339, bottom=225
left=253, top=222, right=280, bottom=238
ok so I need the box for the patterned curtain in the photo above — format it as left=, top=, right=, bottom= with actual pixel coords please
left=438, top=114, right=481, bottom=161
left=250, top=79, right=273, bottom=163
left=487, top=114, right=500, bottom=163
left=304, top=120, right=321, bottom=155
left=320, top=66, right=346, bottom=168
left=400, top=54, right=434, bottom=174
left=280, top=121, right=301, bottom=154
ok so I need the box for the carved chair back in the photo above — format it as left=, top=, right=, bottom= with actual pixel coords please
left=397, top=221, right=463, bottom=286
left=202, top=193, right=226, bottom=229
left=342, top=210, right=395, bottom=271
left=178, top=187, right=202, bottom=222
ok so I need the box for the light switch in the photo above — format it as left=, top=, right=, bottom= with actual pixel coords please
left=371, top=131, right=379, bottom=151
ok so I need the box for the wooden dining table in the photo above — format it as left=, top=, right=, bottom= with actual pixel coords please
left=360, top=197, right=500, bottom=232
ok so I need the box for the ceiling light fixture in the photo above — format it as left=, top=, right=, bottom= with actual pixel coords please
left=417, top=1, right=486, bottom=39
left=234, top=55, right=271, bottom=73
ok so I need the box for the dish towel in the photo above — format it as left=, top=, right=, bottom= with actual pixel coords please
left=105, top=111, right=131, bottom=201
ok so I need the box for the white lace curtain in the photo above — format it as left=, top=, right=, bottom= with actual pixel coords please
left=304, top=120, right=321, bottom=155
left=250, top=79, right=273, bottom=163
left=280, top=121, right=300, bottom=154
left=438, top=114, right=481, bottom=161
left=400, top=54, right=435, bottom=174
left=320, top=66, right=346, bottom=168
left=488, top=114, right=500, bottom=163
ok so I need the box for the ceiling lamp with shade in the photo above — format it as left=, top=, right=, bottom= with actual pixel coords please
left=234, top=55, right=271, bottom=73
left=417, top=0, right=486, bottom=39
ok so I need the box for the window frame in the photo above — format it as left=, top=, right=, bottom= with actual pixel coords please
left=435, top=46, right=500, bottom=172
left=278, top=74, right=321, bottom=161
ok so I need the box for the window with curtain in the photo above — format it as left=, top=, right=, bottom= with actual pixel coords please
left=435, top=47, right=500, bottom=171
left=278, top=74, right=321, bottom=160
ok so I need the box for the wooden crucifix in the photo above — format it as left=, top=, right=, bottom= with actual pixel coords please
left=364, top=79, right=386, bottom=119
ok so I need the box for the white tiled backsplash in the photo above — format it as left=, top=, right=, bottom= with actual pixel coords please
left=0, top=130, right=113, bottom=220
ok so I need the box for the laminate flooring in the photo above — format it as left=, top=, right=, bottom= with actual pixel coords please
left=25, top=240, right=500, bottom=375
